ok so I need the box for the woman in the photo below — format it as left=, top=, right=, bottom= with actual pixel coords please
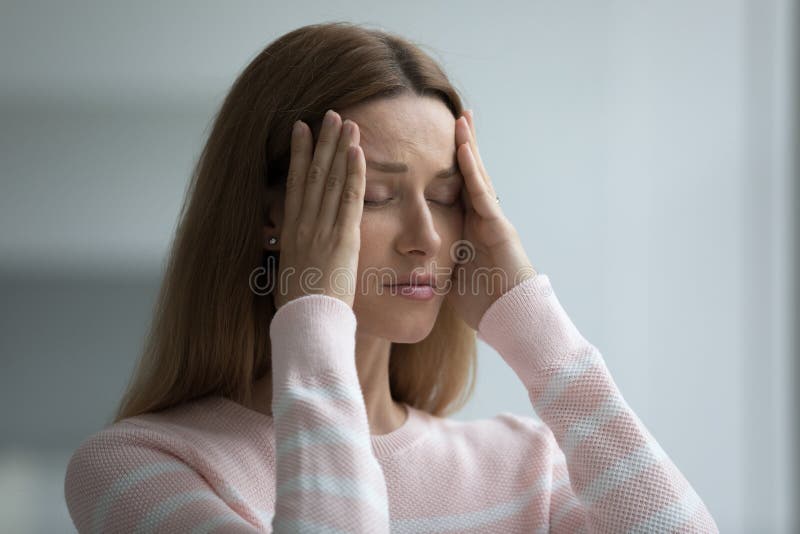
left=64, top=21, right=719, bottom=533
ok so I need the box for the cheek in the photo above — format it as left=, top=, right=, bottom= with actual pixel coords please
left=440, top=208, right=465, bottom=239
left=355, top=215, right=388, bottom=269
left=358, top=211, right=391, bottom=242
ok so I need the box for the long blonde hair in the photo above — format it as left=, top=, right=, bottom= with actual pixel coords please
left=113, top=21, right=477, bottom=424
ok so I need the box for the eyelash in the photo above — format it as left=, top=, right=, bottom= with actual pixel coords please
left=364, top=198, right=460, bottom=208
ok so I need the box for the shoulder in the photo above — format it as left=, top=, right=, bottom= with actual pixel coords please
left=62, top=420, right=191, bottom=532
left=64, top=418, right=173, bottom=477
left=63, top=399, right=275, bottom=533
left=67, top=395, right=263, bottom=460
left=432, top=410, right=558, bottom=463
left=63, top=411, right=210, bottom=502
left=64, top=415, right=197, bottom=478
left=64, top=396, right=274, bottom=514
left=491, top=411, right=557, bottom=443
left=483, top=411, right=555, bottom=448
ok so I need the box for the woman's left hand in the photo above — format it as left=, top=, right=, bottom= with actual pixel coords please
left=444, top=109, right=538, bottom=331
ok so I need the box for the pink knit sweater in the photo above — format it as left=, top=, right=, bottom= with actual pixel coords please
left=64, top=274, right=719, bottom=533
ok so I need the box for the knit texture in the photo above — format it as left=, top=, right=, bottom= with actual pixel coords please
left=64, top=273, right=719, bottom=533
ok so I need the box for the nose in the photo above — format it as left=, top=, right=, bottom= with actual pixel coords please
left=395, top=197, right=443, bottom=257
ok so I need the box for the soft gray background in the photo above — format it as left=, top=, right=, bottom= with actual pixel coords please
left=1, top=1, right=797, bottom=533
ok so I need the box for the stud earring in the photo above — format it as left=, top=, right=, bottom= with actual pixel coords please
left=268, top=236, right=278, bottom=245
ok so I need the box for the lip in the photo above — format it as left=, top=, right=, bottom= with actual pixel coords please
left=384, top=284, right=435, bottom=300
left=382, top=272, right=437, bottom=301
left=383, top=272, right=434, bottom=287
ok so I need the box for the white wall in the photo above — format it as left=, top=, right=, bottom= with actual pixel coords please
left=0, top=1, right=796, bottom=532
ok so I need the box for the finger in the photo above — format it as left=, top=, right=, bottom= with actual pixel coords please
left=318, top=119, right=359, bottom=230
left=335, top=144, right=366, bottom=235
left=458, top=113, right=496, bottom=194
left=458, top=142, right=502, bottom=221
left=298, top=109, right=342, bottom=232
left=283, top=120, right=311, bottom=232
left=463, top=111, right=487, bottom=176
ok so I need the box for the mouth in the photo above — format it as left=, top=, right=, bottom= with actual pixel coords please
left=381, top=281, right=436, bottom=299
left=383, top=272, right=435, bottom=288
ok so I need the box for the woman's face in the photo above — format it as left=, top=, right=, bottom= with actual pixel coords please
left=339, top=94, right=465, bottom=343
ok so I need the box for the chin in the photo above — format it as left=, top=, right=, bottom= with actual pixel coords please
left=389, top=328, right=435, bottom=344
left=369, top=313, right=436, bottom=343
left=356, top=310, right=439, bottom=344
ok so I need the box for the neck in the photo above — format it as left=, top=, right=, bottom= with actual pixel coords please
left=353, top=332, right=408, bottom=435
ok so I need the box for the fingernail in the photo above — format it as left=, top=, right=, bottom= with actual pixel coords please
left=292, top=120, right=302, bottom=137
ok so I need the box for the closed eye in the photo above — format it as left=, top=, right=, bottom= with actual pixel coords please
left=363, top=197, right=461, bottom=208
left=363, top=198, right=392, bottom=207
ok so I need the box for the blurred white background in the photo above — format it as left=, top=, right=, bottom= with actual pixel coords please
left=0, top=1, right=797, bottom=532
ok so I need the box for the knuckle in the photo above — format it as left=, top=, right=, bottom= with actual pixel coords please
left=340, top=186, right=360, bottom=202
left=326, top=172, right=343, bottom=191
left=285, top=171, right=301, bottom=192
left=295, top=224, right=312, bottom=242
left=312, top=227, right=330, bottom=244
left=307, top=164, right=326, bottom=184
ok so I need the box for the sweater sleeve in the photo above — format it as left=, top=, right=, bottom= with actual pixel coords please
left=267, top=294, right=391, bottom=533
left=476, top=274, right=719, bottom=533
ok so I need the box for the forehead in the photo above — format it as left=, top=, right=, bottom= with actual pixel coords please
left=339, top=94, right=456, bottom=165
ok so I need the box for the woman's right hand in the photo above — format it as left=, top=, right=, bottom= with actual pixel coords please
left=274, top=109, right=365, bottom=311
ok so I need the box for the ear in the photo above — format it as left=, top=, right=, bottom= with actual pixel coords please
left=262, top=185, right=285, bottom=252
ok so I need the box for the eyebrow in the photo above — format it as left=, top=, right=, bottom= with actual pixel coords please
left=366, top=159, right=460, bottom=179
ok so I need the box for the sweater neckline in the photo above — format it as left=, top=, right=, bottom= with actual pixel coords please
left=206, top=395, right=430, bottom=460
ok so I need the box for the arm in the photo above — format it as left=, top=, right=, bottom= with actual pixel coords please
left=268, top=294, right=391, bottom=533
left=477, top=274, right=719, bottom=534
